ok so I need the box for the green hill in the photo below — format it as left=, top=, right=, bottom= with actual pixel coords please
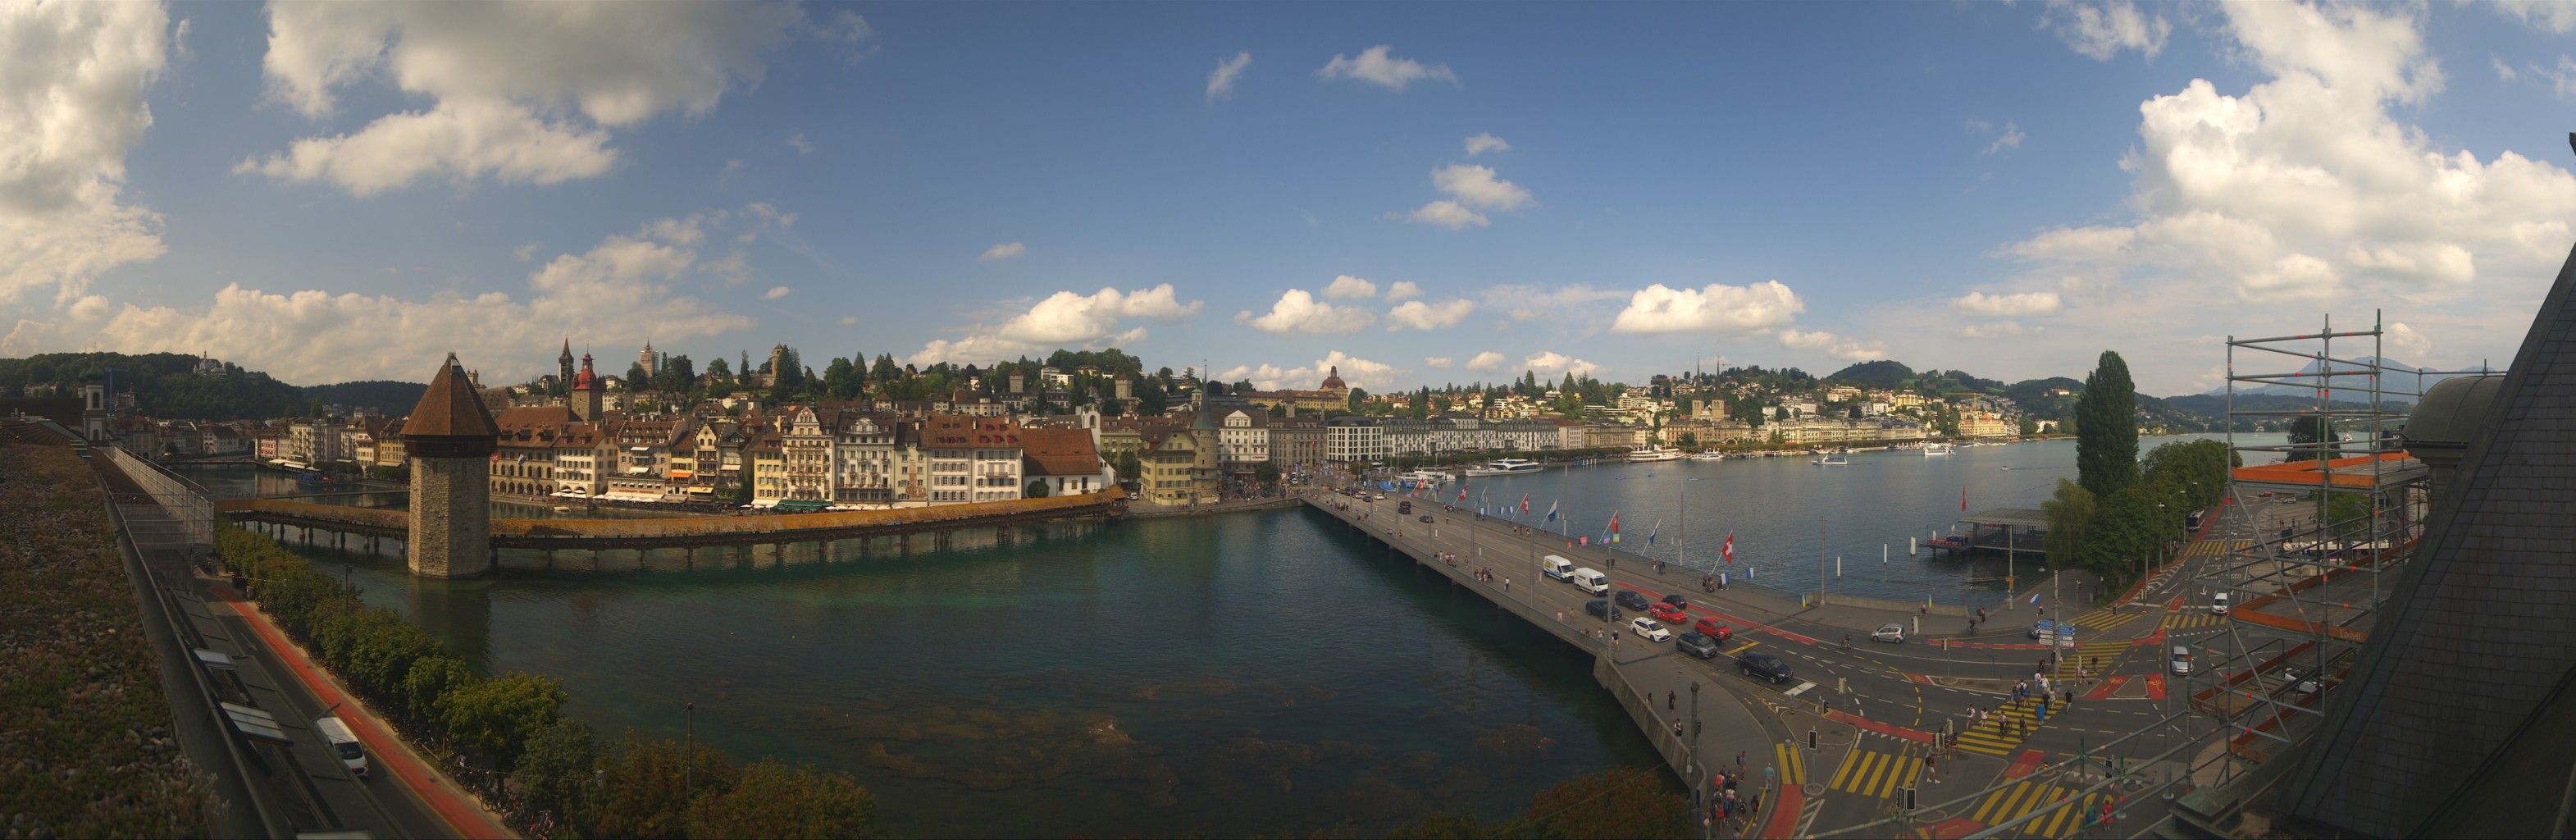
left=303, top=381, right=428, bottom=416
left=1824, top=360, right=1914, bottom=390
left=0, top=352, right=304, bottom=420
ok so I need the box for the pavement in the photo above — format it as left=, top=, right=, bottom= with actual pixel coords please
left=1305, top=486, right=2236, bottom=838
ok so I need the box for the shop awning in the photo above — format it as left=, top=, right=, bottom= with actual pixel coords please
left=686, top=486, right=714, bottom=494
left=668, top=469, right=694, bottom=479
left=773, top=499, right=830, bottom=513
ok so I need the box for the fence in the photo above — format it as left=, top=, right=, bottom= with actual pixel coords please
left=104, top=445, right=216, bottom=550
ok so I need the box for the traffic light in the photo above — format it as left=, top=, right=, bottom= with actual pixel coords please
left=1808, top=728, right=1817, bottom=750
left=1904, top=787, right=1917, bottom=810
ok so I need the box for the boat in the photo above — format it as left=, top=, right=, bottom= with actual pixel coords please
left=1689, top=451, right=1727, bottom=461
left=1922, top=442, right=1954, bottom=456
left=1811, top=454, right=1849, bottom=466
left=294, top=469, right=340, bottom=486
left=1462, top=459, right=1545, bottom=477
left=1626, top=446, right=1683, bottom=463
left=1395, top=470, right=1452, bottom=488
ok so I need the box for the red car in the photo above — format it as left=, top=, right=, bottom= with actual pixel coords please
left=1649, top=602, right=1688, bottom=623
left=1693, top=618, right=1733, bottom=643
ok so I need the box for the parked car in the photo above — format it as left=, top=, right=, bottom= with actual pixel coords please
left=1418, top=514, right=1434, bottom=523
left=1693, top=619, right=1733, bottom=643
left=1676, top=632, right=1721, bottom=660
left=1614, top=590, right=1650, bottom=610
left=1871, top=623, right=1906, bottom=643
left=1649, top=602, right=1688, bottom=623
left=1630, top=617, right=1673, bottom=642
left=1660, top=594, right=1689, bottom=609
left=1584, top=599, right=1624, bottom=620
left=1739, top=652, right=1795, bottom=684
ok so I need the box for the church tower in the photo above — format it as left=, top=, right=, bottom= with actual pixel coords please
left=558, top=338, right=576, bottom=393
left=571, top=353, right=603, bottom=421
left=403, top=353, right=500, bottom=578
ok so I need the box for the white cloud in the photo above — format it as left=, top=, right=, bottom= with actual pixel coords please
left=0, top=0, right=170, bottom=305
left=1322, top=274, right=1378, bottom=299
left=1237, top=289, right=1374, bottom=334
left=1219, top=350, right=1399, bottom=392
left=1464, top=132, right=1511, bottom=155
left=2041, top=0, right=2172, bottom=61
left=513, top=243, right=540, bottom=261
left=1482, top=284, right=1628, bottom=322
left=2384, top=321, right=2431, bottom=359
left=1776, top=330, right=1887, bottom=363
left=1608, top=281, right=1805, bottom=334
left=1424, top=356, right=1453, bottom=369
left=1981, top=121, right=2025, bottom=155
left=2492, top=54, right=2519, bottom=82
left=909, top=284, right=1201, bottom=365
left=1385, top=281, right=1421, bottom=301
left=978, top=241, right=1027, bottom=262
left=1399, top=164, right=1534, bottom=230
left=1522, top=351, right=1600, bottom=378
left=1995, top=2, right=2576, bottom=307
left=1952, top=291, right=2063, bottom=316
left=786, top=131, right=813, bottom=154
left=1960, top=322, right=2029, bottom=339
left=11, top=212, right=760, bottom=381
left=1315, top=45, right=1457, bottom=91
left=1386, top=299, right=1475, bottom=331
left=761, top=285, right=791, bottom=300
left=1400, top=200, right=1486, bottom=230
left=247, top=1, right=805, bottom=195
left=1206, top=51, right=1251, bottom=102
left=2492, top=0, right=2576, bottom=34
left=1465, top=351, right=1506, bottom=372
left=2537, top=54, right=2576, bottom=100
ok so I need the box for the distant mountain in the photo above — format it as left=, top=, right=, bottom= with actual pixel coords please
left=0, top=351, right=304, bottom=419
left=2003, top=377, right=2085, bottom=420
left=302, top=381, right=428, bottom=416
left=1824, top=360, right=1913, bottom=389
left=2204, top=356, right=2490, bottom=399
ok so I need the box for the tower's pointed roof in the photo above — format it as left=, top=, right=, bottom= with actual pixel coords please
left=404, top=353, right=500, bottom=439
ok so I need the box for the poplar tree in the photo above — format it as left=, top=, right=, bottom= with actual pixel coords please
left=2076, top=350, right=2139, bottom=499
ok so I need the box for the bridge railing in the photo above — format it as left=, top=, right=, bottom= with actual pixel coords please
left=104, top=445, right=216, bottom=549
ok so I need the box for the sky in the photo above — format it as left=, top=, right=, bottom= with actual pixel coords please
left=6, top=1, right=2576, bottom=397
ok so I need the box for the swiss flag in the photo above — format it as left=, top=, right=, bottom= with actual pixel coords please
left=1722, top=532, right=1735, bottom=564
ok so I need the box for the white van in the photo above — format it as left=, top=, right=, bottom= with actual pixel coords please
left=314, top=715, right=368, bottom=778
left=1542, top=555, right=1576, bottom=581
left=1570, top=568, right=1609, bottom=595
left=2170, top=645, right=2193, bottom=676
left=2212, top=591, right=2231, bottom=615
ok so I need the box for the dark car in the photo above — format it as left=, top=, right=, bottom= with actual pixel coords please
left=1614, top=590, right=1650, bottom=610
left=1418, top=514, right=1434, bottom=523
left=1584, top=599, right=1625, bottom=620
left=1739, top=652, right=1794, bottom=684
left=1661, top=593, right=1689, bottom=610
left=1397, top=500, right=1412, bottom=514
left=1676, top=632, right=1721, bottom=660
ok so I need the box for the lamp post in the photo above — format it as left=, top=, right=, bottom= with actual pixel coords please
left=684, top=701, right=695, bottom=811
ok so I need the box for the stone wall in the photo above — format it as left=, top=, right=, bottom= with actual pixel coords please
left=408, top=456, right=490, bottom=578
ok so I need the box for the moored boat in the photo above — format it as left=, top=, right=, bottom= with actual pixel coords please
left=1626, top=446, right=1682, bottom=463
left=1462, top=459, right=1545, bottom=477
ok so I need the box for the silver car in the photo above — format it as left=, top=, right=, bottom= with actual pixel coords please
left=1870, top=624, right=1905, bottom=643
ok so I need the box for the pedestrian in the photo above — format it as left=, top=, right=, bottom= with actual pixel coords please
left=1557, top=610, right=1566, bottom=623
left=1669, top=690, right=1677, bottom=710
left=1737, top=751, right=1746, bottom=771
left=1925, top=754, right=1939, bottom=782
left=1673, top=720, right=1685, bottom=738
left=1502, top=577, right=1511, bottom=591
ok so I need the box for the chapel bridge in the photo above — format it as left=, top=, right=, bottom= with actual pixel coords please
left=216, top=490, right=1124, bottom=552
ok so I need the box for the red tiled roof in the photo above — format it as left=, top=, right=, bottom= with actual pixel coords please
left=1019, top=427, right=1101, bottom=477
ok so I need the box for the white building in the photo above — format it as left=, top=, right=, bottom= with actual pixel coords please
left=1324, top=418, right=1387, bottom=463
left=1218, top=409, right=1270, bottom=468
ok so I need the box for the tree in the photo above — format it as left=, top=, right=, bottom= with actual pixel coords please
left=626, top=362, right=650, bottom=390
left=706, top=357, right=733, bottom=391
left=2076, top=350, right=2139, bottom=499
left=657, top=354, right=696, bottom=394
left=690, top=760, right=878, bottom=839
left=439, top=672, right=568, bottom=769
left=401, top=656, right=476, bottom=728
left=2286, top=415, right=2337, bottom=463
left=1024, top=480, right=1050, bottom=498
left=870, top=354, right=900, bottom=387
left=1253, top=462, right=1280, bottom=488
left=592, top=738, right=739, bottom=839
left=1112, top=450, right=1142, bottom=485
left=1347, top=387, right=1369, bottom=413
left=513, top=719, right=601, bottom=824
left=2041, top=480, right=2095, bottom=572
left=822, top=357, right=860, bottom=399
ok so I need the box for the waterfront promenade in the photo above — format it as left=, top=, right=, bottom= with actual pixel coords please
left=1302, top=488, right=2222, bottom=838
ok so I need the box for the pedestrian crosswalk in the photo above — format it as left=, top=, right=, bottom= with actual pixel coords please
left=1827, top=747, right=1922, bottom=799
left=1970, top=779, right=2109, bottom=838
left=2064, top=609, right=2138, bottom=632
left=2163, top=613, right=2227, bottom=632
left=2055, top=640, right=2130, bottom=681
left=1774, top=742, right=1808, bottom=786
left=1952, top=695, right=2052, bottom=756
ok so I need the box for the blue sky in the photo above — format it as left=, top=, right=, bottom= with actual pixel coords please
left=6, top=1, right=2575, bottom=395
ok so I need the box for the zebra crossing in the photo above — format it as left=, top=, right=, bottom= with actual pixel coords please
left=2163, top=613, right=2228, bottom=632
left=1952, top=695, right=2053, bottom=756
left=1826, top=747, right=1922, bottom=799
left=1774, top=742, right=1808, bottom=786
left=1970, top=779, right=2109, bottom=838
left=2064, top=609, right=2139, bottom=632
left=2054, top=640, right=2131, bottom=681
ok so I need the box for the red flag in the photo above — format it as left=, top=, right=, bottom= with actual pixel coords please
left=1457, top=483, right=1466, bottom=503
left=1519, top=493, right=1530, bottom=514
left=1608, top=511, right=1621, bottom=532
left=1961, top=487, right=1967, bottom=513
left=1722, top=532, right=1735, bottom=564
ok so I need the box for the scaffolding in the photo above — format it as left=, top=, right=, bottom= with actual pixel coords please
left=2179, top=311, right=2492, bottom=793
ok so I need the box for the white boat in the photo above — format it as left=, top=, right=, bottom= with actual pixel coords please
left=1395, top=470, right=1452, bottom=487
left=1812, top=454, right=1849, bottom=466
left=1462, top=459, right=1545, bottom=477
left=1626, top=446, right=1683, bottom=463
left=1922, top=442, right=1954, bottom=455
left=1689, top=451, right=1727, bottom=461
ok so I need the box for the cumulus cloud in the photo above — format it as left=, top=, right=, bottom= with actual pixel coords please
left=2492, top=0, right=2576, bottom=34
left=1465, top=351, right=1506, bottom=372
left=761, top=285, right=791, bottom=300
left=1424, top=356, right=1453, bottom=369
left=9, top=212, right=764, bottom=381
left=1385, top=281, right=1422, bottom=301
left=1322, top=274, right=1378, bottom=299
left=1386, top=299, right=1475, bottom=331
left=1481, top=284, right=1627, bottom=322
left=2384, top=321, right=2431, bottom=359
left=0, top=1, right=170, bottom=305
left=1608, top=281, right=1804, bottom=334
left=909, top=284, right=1201, bottom=365
left=1776, top=329, right=1887, bottom=363
left=1399, top=164, right=1534, bottom=230
left=1464, top=132, right=1511, bottom=155
left=1206, top=51, right=1251, bottom=101
left=1316, top=45, right=1457, bottom=91
left=2041, top=0, right=2172, bottom=61
left=1218, top=350, right=1399, bottom=392
left=243, top=1, right=809, bottom=194
left=978, top=241, right=1027, bottom=262
left=1952, top=291, right=2062, bottom=316
left=1960, top=322, right=2029, bottom=339
left=1522, top=351, right=1600, bottom=377
left=1995, top=2, right=2576, bottom=306
left=1237, top=289, right=1374, bottom=334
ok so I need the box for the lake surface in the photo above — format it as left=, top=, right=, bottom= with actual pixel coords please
left=234, top=434, right=2250, bottom=835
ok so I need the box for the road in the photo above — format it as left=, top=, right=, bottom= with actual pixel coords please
left=1308, top=486, right=2232, bottom=838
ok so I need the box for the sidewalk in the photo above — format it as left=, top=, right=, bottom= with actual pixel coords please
left=211, top=584, right=517, bottom=840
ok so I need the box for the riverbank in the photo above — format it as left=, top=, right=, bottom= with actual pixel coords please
left=1121, top=495, right=1303, bottom=518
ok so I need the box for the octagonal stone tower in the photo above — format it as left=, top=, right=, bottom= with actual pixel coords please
left=403, top=353, right=500, bottom=578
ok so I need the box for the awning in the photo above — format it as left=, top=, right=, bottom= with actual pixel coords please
left=686, top=486, right=714, bottom=494
left=630, top=446, right=653, bottom=452
left=668, top=469, right=694, bottom=479
left=625, top=467, right=651, bottom=474
left=773, top=499, right=830, bottom=513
